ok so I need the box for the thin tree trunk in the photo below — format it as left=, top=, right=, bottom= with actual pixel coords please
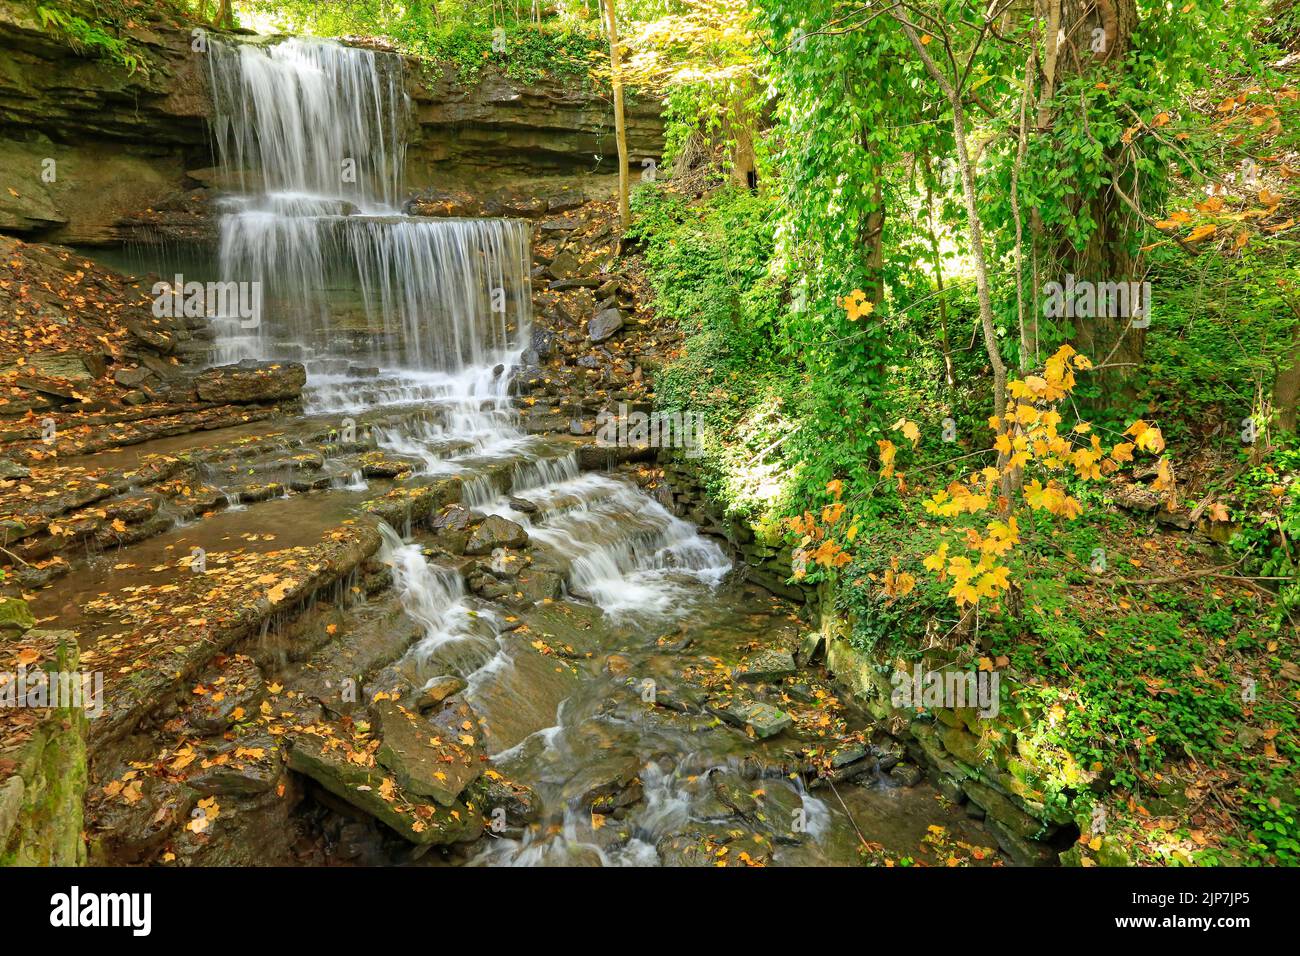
left=603, top=0, right=630, bottom=230
left=1012, top=46, right=1037, bottom=371
left=860, top=133, right=886, bottom=310
left=895, top=16, right=1007, bottom=424
left=1035, top=0, right=1062, bottom=129
left=923, top=151, right=955, bottom=387
left=1273, top=300, right=1300, bottom=433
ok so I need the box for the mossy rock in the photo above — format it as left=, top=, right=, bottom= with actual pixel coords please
left=1097, top=836, right=1131, bottom=867
left=0, top=596, right=35, bottom=638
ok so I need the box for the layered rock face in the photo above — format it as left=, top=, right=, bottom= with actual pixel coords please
left=0, top=3, right=210, bottom=245
left=0, top=6, right=664, bottom=246
left=408, top=62, right=663, bottom=186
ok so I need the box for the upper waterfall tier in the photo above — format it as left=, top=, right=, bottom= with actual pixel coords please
left=204, top=37, right=532, bottom=375
left=207, top=38, right=410, bottom=212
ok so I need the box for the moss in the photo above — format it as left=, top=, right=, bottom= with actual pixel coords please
left=0, top=596, right=35, bottom=636
left=1, top=711, right=88, bottom=866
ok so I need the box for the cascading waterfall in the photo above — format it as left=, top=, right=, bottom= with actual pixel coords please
left=207, top=38, right=407, bottom=209
left=205, top=38, right=531, bottom=382
left=202, top=34, right=731, bottom=619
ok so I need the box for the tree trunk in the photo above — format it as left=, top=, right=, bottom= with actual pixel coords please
left=603, top=0, right=630, bottom=230
left=923, top=152, right=955, bottom=387
left=213, top=0, right=232, bottom=29
left=1274, top=305, right=1300, bottom=433
left=859, top=133, right=886, bottom=310
left=894, top=16, right=1008, bottom=428
left=1037, top=0, right=1142, bottom=402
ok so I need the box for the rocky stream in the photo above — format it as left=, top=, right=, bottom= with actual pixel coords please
left=0, top=27, right=1004, bottom=867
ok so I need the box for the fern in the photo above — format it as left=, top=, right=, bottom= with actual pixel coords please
left=36, top=4, right=146, bottom=75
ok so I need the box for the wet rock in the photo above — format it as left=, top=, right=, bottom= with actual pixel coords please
left=288, top=735, right=482, bottom=846
left=429, top=503, right=474, bottom=554
left=0, top=459, right=30, bottom=480
left=184, top=654, right=264, bottom=734
left=506, top=496, right=539, bottom=515
left=186, top=738, right=283, bottom=797
left=709, top=770, right=759, bottom=818
left=471, top=775, right=539, bottom=834
left=510, top=566, right=563, bottom=606
left=733, top=649, right=797, bottom=683
left=650, top=682, right=705, bottom=714
left=562, top=753, right=644, bottom=814
left=470, top=574, right=512, bottom=601
left=795, top=631, right=825, bottom=667
left=415, top=676, right=467, bottom=712
left=374, top=697, right=484, bottom=806
left=889, top=762, right=924, bottom=787
left=588, top=308, right=624, bottom=343
left=711, top=698, right=793, bottom=739
left=465, top=514, right=529, bottom=554
left=604, top=653, right=633, bottom=677
left=359, top=455, right=416, bottom=479
left=92, top=775, right=196, bottom=864
left=195, top=360, right=306, bottom=404
left=362, top=478, right=460, bottom=529
left=830, top=742, right=869, bottom=769
left=525, top=327, right=556, bottom=364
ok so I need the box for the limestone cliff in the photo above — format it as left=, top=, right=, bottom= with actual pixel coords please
left=0, top=4, right=664, bottom=245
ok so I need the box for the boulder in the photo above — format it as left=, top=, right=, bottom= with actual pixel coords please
left=465, top=515, right=529, bottom=555
left=588, top=308, right=624, bottom=343
left=0, top=596, right=35, bottom=638
left=125, top=320, right=177, bottom=354
left=429, top=504, right=474, bottom=554
left=373, top=698, right=484, bottom=806
left=113, top=366, right=154, bottom=388
left=195, top=360, right=306, bottom=404
left=710, top=698, right=793, bottom=739
left=287, top=735, right=481, bottom=845
left=562, top=753, right=644, bottom=814
left=414, top=675, right=467, bottom=712
left=733, top=649, right=797, bottom=683
left=528, top=327, right=556, bottom=361
left=27, top=351, right=107, bottom=381
left=547, top=250, right=582, bottom=279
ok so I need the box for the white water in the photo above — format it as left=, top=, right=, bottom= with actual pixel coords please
left=207, top=38, right=530, bottom=374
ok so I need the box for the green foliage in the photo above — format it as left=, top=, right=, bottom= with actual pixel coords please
left=36, top=3, right=146, bottom=73
left=398, top=21, right=601, bottom=84
left=628, top=183, right=799, bottom=518
left=239, top=2, right=602, bottom=82
left=1229, top=443, right=1300, bottom=616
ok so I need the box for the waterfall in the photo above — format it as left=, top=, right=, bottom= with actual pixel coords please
left=207, top=38, right=408, bottom=208
left=204, top=38, right=531, bottom=379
